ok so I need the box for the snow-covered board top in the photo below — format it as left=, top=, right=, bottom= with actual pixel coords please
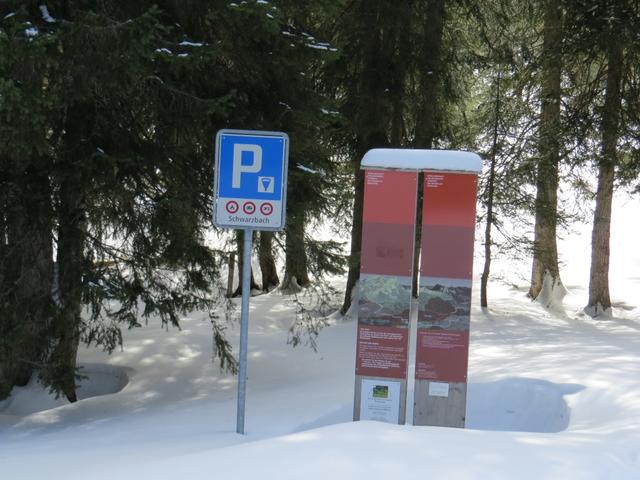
left=361, top=148, right=483, bottom=173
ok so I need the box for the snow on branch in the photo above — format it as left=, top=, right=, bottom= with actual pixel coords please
left=39, top=5, right=56, bottom=23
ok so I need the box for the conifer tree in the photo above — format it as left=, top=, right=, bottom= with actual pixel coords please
left=332, top=0, right=414, bottom=314
left=465, top=0, right=541, bottom=309
left=529, top=0, right=566, bottom=305
left=0, top=1, right=238, bottom=400
left=566, top=0, right=640, bottom=316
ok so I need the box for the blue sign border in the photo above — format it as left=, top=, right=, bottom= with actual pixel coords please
left=213, top=129, right=289, bottom=231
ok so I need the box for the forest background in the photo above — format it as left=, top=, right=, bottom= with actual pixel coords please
left=0, top=0, right=639, bottom=403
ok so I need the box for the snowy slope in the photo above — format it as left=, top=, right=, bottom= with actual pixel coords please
left=1, top=195, right=639, bottom=479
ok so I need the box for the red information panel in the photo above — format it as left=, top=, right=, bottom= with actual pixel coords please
left=420, top=225, right=475, bottom=279
left=360, top=223, right=416, bottom=276
left=422, top=173, right=477, bottom=227
left=363, top=170, right=419, bottom=225
left=355, top=325, right=409, bottom=378
left=416, top=171, right=477, bottom=384
left=415, top=330, right=469, bottom=382
left=420, top=173, right=477, bottom=280
left=357, top=170, right=417, bottom=381
left=360, top=170, right=417, bottom=277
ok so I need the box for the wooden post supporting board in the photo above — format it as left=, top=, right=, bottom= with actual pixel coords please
left=413, top=171, right=478, bottom=427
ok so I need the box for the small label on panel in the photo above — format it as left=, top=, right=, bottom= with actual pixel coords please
left=428, top=382, right=450, bottom=397
left=425, top=174, right=444, bottom=188
left=360, top=379, right=401, bottom=423
left=367, top=172, right=385, bottom=185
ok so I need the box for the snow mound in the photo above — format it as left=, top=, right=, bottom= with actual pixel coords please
left=0, top=363, right=131, bottom=416
left=466, top=378, right=584, bottom=433
left=289, top=378, right=581, bottom=434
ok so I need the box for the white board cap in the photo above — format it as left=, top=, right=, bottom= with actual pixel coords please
left=361, top=148, right=483, bottom=173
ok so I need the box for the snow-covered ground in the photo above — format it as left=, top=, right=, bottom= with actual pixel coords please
left=1, top=195, right=639, bottom=479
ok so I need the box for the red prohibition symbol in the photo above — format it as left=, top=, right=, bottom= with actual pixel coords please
left=225, top=200, right=239, bottom=214
left=242, top=201, right=256, bottom=215
left=260, top=202, right=273, bottom=215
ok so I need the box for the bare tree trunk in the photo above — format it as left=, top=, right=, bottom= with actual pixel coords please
left=0, top=164, right=53, bottom=399
left=340, top=2, right=407, bottom=314
left=50, top=104, right=94, bottom=403
left=0, top=54, right=54, bottom=399
left=0, top=179, right=14, bottom=399
left=226, top=252, right=236, bottom=298
left=481, top=69, right=502, bottom=309
left=0, top=192, right=6, bottom=397
left=587, top=25, right=624, bottom=317
left=52, top=173, right=85, bottom=402
left=258, top=231, right=279, bottom=292
left=529, top=0, right=565, bottom=304
left=414, top=0, right=445, bottom=148
left=389, top=2, right=412, bottom=146
left=341, top=162, right=365, bottom=314
left=233, top=230, right=260, bottom=297
left=281, top=212, right=310, bottom=293
left=0, top=193, right=5, bottom=281
left=411, top=0, right=446, bottom=298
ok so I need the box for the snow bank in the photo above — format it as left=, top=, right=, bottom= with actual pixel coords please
left=87, top=416, right=640, bottom=480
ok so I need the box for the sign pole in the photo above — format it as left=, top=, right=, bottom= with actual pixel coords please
left=213, top=129, right=289, bottom=434
left=236, top=228, right=253, bottom=435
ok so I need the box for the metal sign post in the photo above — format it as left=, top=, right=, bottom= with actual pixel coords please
left=213, top=129, right=289, bottom=435
left=236, top=227, right=252, bottom=434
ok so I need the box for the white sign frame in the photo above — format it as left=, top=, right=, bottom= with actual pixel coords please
left=213, top=129, right=289, bottom=232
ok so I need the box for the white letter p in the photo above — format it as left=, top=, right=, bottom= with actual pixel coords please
left=232, top=144, right=262, bottom=188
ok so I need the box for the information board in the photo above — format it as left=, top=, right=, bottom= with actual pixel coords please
left=414, top=172, right=477, bottom=428
left=354, top=169, right=417, bottom=424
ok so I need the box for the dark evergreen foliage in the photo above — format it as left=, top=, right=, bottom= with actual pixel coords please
left=1, top=0, right=639, bottom=402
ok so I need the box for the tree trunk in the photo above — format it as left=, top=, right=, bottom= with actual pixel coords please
left=50, top=103, right=93, bottom=403
left=414, top=0, right=445, bottom=148
left=389, top=2, right=412, bottom=146
left=481, top=69, right=502, bottom=309
left=226, top=252, right=236, bottom=298
left=0, top=178, right=11, bottom=399
left=411, top=0, right=446, bottom=298
left=0, top=51, right=54, bottom=399
left=0, top=163, right=53, bottom=400
left=232, top=230, right=260, bottom=297
left=52, top=174, right=85, bottom=402
left=258, top=231, right=279, bottom=292
left=281, top=212, right=310, bottom=293
left=341, top=163, right=365, bottom=314
left=529, top=0, right=565, bottom=304
left=340, top=130, right=390, bottom=313
left=339, top=2, right=403, bottom=314
left=586, top=26, right=624, bottom=316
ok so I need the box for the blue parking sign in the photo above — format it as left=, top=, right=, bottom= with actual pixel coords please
left=213, top=129, right=289, bottom=231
